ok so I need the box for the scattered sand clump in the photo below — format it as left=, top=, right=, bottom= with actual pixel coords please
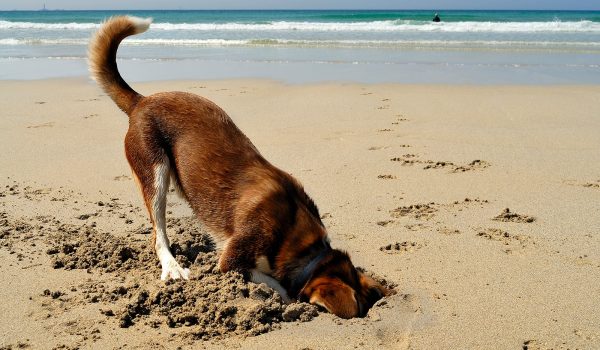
left=493, top=208, right=536, bottom=223
left=390, top=203, right=438, bottom=220
left=379, top=241, right=423, bottom=254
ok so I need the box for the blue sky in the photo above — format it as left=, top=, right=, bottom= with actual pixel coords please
left=2, top=0, right=599, bottom=11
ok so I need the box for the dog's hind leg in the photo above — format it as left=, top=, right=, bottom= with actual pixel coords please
left=125, top=136, right=189, bottom=280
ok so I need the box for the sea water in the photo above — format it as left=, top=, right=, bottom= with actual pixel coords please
left=0, top=10, right=599, bottom=83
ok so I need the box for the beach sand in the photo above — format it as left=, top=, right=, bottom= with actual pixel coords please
left=1, top=79, right=599, bottom=349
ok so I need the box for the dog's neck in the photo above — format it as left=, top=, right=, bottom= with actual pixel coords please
left=286, top=238, right=331, bottom=299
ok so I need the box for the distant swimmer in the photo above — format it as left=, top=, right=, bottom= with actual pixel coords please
left=433, top=13, right=441, bottom=22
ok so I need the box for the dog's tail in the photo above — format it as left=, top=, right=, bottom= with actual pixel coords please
left=88, top=16, right=152, bottom=115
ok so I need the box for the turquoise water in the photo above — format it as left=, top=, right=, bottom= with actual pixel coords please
left=2, top=10, right=600, bottom=24
left=0, top=10, right=599, bottom=83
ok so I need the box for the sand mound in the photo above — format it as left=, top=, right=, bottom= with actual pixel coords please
left=113, top=254, right=318, bottom=339
left=0, top=210, right=321, bottom=340
left=493, top=208, right=536, bottom=223
left=41, top=216, right=320, bottom=339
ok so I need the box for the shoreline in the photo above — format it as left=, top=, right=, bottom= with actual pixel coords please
left=2, top=54, right=600, bottom=84
left=6, top=75, right=600, bottom=86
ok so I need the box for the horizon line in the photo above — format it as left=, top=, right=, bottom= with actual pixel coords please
left=2, top=8, right=600, bottom=12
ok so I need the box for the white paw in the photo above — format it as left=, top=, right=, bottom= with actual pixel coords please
left=160, top=259, right=190, bottom=281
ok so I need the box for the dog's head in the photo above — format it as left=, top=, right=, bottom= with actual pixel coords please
left=298, top=249, right=390, bottom=318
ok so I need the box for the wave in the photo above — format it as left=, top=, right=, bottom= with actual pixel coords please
left=150, top=20, right=600, bottom=33
left=0, top=20, right=97, bottom=30
left=1, top=19, right=600, bottom=33
left=0, top=38, right=248, bottom=46
left=2, top=38, right=599, bottom=52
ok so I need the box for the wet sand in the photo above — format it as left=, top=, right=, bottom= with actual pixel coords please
left=1, top=79, right=599, bottom=349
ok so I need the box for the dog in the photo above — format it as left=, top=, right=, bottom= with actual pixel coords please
left=89, top=16, right=389, bottom=318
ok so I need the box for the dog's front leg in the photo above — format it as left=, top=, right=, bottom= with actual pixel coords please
left=250, top=270, right=291, bottom=302
left=219, top=235, right=290, bottom=302
left=126, top=147, right=189, bottom=281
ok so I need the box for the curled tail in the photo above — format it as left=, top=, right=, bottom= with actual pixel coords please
left=88, top=16, right=152, bottom=115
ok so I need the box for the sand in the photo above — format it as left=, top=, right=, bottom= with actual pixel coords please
left=1, top=79, right=599, bottom=349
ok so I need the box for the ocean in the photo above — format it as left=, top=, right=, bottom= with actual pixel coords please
left=1, top=10, right=599, bottom=83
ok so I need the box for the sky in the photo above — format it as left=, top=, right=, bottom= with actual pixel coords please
left=1, top=0, right=599, bottom=11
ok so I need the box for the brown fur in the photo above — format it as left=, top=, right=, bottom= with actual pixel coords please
left=89, top=16, right=389, bottom=318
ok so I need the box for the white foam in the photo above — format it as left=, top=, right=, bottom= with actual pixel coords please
left=0, top=20, right=98, bottom=30
left=150, top=20, right=600, bottom=33
left=2, top=38, right=599, bottom=52
left=1, top=19, right=600, bottom=33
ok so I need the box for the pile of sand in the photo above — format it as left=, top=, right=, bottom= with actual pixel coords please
left=493, top=208, right=536, bottom=223
left=4, top=212, right=321, bottom=340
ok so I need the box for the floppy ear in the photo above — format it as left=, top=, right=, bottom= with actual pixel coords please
left=358, top=272, right=391, bottom=309
left=305, top=277, right=359, bottom=319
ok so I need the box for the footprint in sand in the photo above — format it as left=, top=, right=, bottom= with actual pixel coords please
left=368, top=145, right=397, bottom=150
left=391, top=203, right=438, bottom=220
left=451, top=160, right=491, bottom=173
left=377, top=220, right=394, bottom=227
left=390, top=155, right=423, bottom=166
left=437, top=227, right=461, bottom=235
left=113, top=175, right=131, bottom=181
left=582, top=180, right=600, bottom=188
left=393, top=114, right=409, bottom=123
left=380, top=241, right=424, bottom=254
left=391, top=154, right=491, bottom=173
left=424, top=159, right=491, bottom=172
left=390, top=198, right=488, bottom=222
left=565, top=179, right=600, bottom=189
left=320, top=212, right=332, bottom=220
left=476, top=227, right=530, bottom=247
left=422, top=161, right=455, bottom=170
left=27, top=122, right=54, bottom=129
left=406, top=223, right=428, bottom=231
left=522, top=339, right=558, bottom=350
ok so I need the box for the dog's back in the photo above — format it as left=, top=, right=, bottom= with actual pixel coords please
left=127, top=90, right=269, bottom=236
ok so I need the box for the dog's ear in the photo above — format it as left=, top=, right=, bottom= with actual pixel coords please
left=358, top=272, right=390, bottom=310
left=304, top=277, right=358, bottom=319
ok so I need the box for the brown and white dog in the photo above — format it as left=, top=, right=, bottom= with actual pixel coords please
left=89, top=16, right=389, bottom=318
